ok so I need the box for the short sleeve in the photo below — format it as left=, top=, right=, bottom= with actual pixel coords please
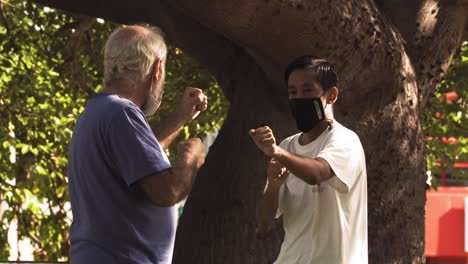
left=108, top=107, right=171, bottom=186
left=317, top=130, right=363, bottom=193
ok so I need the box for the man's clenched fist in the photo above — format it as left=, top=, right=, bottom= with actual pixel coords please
left=175, top=87, right=208, bottom=123
left=249, top=126, right=279, bottom=157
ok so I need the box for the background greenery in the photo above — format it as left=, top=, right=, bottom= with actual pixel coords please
left=0, top=0, right=227, bottom=260
left=0, top=0, right=465, bottom=261
left=424, top=39, right=468, bottom=184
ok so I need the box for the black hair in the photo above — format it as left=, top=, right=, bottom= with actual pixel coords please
left=284, top=55, right=338, bottom=91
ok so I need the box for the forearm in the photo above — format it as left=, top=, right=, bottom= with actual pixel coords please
left=140, top=152, right=199, bottom=207
left=256, top=186, right=280, bottom=230
left=170, top=151, right=200, bottom=200
left=272, top=146, right=329, bottom=185
left=152, top=110, right=186, bottom=150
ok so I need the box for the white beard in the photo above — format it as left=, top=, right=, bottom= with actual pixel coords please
left=142, top=77, right=164, bottom=117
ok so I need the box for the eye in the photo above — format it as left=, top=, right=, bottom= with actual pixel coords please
left=288, top=90, right=297, bottom=95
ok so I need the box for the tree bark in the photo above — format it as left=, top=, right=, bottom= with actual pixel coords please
left=173, top=51, right=294, bottom=264
left=32, top=0, right=468, bottom=263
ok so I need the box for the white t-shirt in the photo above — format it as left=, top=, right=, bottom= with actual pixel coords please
left=267, top=122, right=368, bottom=264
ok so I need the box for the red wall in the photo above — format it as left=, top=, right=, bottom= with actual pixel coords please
left=426, top=187, right=468, bottom=263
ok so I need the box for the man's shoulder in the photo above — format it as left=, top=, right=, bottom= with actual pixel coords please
left=88, top=93, right=143, bottom=120
left=331, top=122, right=360, bottom=142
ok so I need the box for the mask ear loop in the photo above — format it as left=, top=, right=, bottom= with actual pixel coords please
left=143, top=61, right=158, bottom=109
left=327, top=119, right=334, bottom=130
left=141, top=75, right=154, bottom=110
left=321, top=89, right=334, bottom=130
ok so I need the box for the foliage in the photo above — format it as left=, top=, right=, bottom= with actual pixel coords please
left=424, top=38, right=468, bottom=185
left=0, top=0, right=227, bottom=260
left=156, top=46, right=228, bottom=161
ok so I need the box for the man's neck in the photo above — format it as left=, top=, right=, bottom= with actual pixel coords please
left=298, top=119, right=333, bottom=146
left=102, top=79, right=148, bottom=107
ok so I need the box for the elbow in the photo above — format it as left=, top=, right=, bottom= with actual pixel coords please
left=159, top=188, right=187, bottom=207
left=256, top=207, right=272, bottom=231
left=139, top=169, right=192, bottom=207
left=256, top=218, right=270, bottom=231
left=147, top=195, right=178, bottom=207
left=155, top=197, right=179, bottom=207
left=304, top=176, right=318, bottom=185
left=255, top=211, right=264, bottom=228
left=146, top=187, right=186, bottom=207
left=303, top=172, right=327, bottom=185
left=300, top=161, right=330, bottom=185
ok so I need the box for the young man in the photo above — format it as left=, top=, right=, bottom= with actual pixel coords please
left=68, top=25, right=207, bottom=264
left=250, top=56, right=368, bottom=263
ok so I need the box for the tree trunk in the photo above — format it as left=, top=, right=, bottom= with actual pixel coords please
left=32, top=0, right=468, bottom=263
left=174, top=51, right=294, bottom=264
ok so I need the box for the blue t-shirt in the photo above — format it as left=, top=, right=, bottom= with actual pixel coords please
left=68, top=93, right=176, bottom=264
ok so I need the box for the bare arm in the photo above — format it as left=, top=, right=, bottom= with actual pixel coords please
left=273, top=149, right=332, bottom=185
left=153, top=87, right=208, bottom=150
left=249, top=126, right=333, bottom=185
left=256, top=186, right=280, bottom=230
left=152, top=110, right=186, bottom=150
left=139, top=138, right=205, bottom=207
left=256, top=159, right=288, bottom=230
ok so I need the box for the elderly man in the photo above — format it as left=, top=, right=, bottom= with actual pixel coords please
left=68, top=25, right=207, bottom=264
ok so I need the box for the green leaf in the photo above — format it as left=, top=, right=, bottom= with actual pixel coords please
left=21, top=144, right=30, bottom=154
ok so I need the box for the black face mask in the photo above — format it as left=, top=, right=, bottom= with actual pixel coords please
left=288, top=93, right=326, bottom=133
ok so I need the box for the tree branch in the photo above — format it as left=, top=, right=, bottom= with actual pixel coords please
left=0, top=0, right=11, bottom=34
left=32, top=0, right=251, bottom=102
left=0, top=2, right=36, bottom=75
left=374, top=0, right=424, bottom=44
left=410, top=1, right=467, bottom=108
left=375, top=0, right=467, bottom=108
left=167, top=1, right=419, bottom=98
left=69, top=16, right=96, bottom=97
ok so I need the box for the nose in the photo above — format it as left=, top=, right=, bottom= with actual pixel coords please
left=291, top=91, right=305, bottom=99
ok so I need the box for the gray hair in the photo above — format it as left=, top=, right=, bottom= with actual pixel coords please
left=104, top=25, right=167, bottom=86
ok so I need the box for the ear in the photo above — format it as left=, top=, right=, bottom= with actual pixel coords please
left=327, top=87, right=339, bottom=104
left=153, top=59, right=165, bottom=82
